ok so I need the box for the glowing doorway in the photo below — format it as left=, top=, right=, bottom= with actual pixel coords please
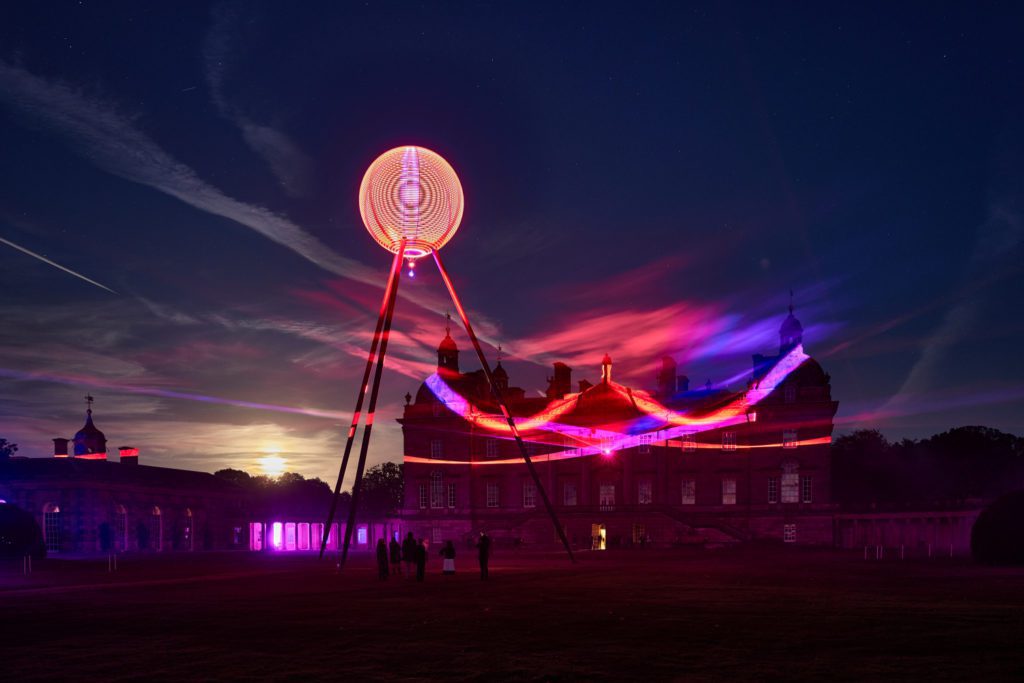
left=591, top=524, right=607, bottom=551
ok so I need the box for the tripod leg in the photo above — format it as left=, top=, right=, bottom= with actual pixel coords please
left=432, top=250, right=575, bottom=562
left=339, top=240, right=407, bottom=568
left=319, top=246, right=404, bottom=559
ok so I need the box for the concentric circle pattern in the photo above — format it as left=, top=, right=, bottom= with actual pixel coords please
left=359, top=146, right=464, bottom=258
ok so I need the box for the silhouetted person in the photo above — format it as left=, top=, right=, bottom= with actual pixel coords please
left=402, top=532, right=417, bottom=579
left=415, top=538, right=428, bottom=582
left=440, top=540, right=456, bottom=574
left=389, top=536, right=402, bottom=576
left=376, top=538, right=389, bottom=580
left=476, top=531, right=491, bottom=580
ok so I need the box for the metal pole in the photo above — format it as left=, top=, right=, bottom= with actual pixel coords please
left=319, top=245, right=405, bottom=559
left=338, top=240, right=408, bottom=568
left=432, top=249, right=575, bottom=562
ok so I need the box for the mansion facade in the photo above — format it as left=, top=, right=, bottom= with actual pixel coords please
left=400, top=307, right=840, bottom=547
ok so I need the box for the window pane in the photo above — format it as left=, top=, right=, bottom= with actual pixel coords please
left=523, top=482, right=536, bottom=508
left=721, top=478, right=736, bottom=505
left=781, top=461, right=799, bottom=503
left=681, top=479, right=696, bottom=505
left=638, top=480, right=652, bottom=505
left=563, top=482, right=577, bottom=506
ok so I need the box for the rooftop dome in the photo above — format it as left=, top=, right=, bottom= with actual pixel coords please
left=780, top=311, right=803, bottom=337
left=779, top=298, right=804, bottom=352
left=438, top=333, right=458, bottom=352
left=73, top=410, right=107, bottom=456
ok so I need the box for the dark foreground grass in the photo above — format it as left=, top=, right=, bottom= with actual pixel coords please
left=3, top=546, right=1023, bottom=681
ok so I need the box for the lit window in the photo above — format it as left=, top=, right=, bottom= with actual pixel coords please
left=432, top=527, right=442, bottom=544
left=447, top=482, right=456, bottom=509
left=784, top=385, right=797, bottom=404
left=599, top=484, right=616, bottom=509
left=430, top=472, right=444, bottom=508
left=356, top=526, right=366, bottom=546
left=638, top=434, right=653, bottom=454
left=681, top=479, right=696, bottom=505
left=486, top=482, right=499, bottom=508
left=430, top=439, right=443, bottom=459
left=801, top=476, right=812, bottom=503
left=638, top=480, right=653, bottom=505
left=781, top=461, right=799, bottom=503
left=485, top=438, right=499, bottom=459
left=418, top=484, right=427, bottom=509
left=783, top=524, right=797, bottom=543
left=783, top=430, right=798, bottom=449
left=523, top=481, right=536, bottom=508
left=681, top=433, right=696, bottom=452
left=722, top=432, right=737, bottom=451
left=768, top=477, right=779, bottom=504
left=721, top=478, right=737, bottom=505
left=563, top=482, right=577, bottom=506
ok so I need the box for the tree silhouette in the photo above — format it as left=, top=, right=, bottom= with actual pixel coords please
left=360, top=462, right=404, bottom=521
left=0, top=438, right=18, bottom=459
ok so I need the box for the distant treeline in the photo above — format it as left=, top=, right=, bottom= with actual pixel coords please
left=832, top=426, right=1024, bottom=508
left=213, top=462, right=403, bottom=520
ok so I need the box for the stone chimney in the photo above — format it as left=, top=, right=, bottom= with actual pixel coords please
left=657, top=357, right=677, bottom=397
left=53, top=438, right=70, bottom=458
left=118, top=446, right=139, bottom=465
left=546, top=362, right=573, bottom=398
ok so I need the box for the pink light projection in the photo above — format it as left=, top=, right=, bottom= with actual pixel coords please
left=414, top=345, right=812, bottom=466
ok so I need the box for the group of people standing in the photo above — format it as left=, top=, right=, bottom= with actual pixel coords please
left=376, top=531, right=491, bottom=581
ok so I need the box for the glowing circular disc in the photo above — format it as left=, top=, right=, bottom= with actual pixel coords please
left=359, top=146, right=465, bottom=259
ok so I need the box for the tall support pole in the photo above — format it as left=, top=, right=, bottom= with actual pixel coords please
left=432, top=250, right=575, bottom=562
left=319, top=244, right=405, bottom=559
left=338, top=240, right=407, bottom=568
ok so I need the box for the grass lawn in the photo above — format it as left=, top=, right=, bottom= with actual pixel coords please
left=3, top=545, right=1023, bottom=681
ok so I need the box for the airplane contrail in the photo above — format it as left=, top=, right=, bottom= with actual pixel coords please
left=0, top=236, right=117, bottom=294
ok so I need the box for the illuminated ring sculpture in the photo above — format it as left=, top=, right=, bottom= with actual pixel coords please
left=359, top=146, right=465, bottom=260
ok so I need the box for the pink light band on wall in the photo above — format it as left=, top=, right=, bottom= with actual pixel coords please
left=416, top=345, right=813, bottom=465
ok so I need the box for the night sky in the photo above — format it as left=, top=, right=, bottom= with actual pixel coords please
left=1, top=2, right=1022, bottom=484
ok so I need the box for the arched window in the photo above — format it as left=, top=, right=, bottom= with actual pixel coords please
left=430, top=471, right=444, bottom=509
left=151, top=506, right=163, bottom=552
left=43, top=503, right=61, bottom=553
left=781, top=460, right=800, bottom=503
left=114, top=504, right=128, bottom=551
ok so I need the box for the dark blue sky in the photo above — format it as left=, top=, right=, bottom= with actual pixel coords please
left=1, top=2, right=1022, bottom=481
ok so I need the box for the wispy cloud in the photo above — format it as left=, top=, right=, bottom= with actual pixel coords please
left=0, top=235, right=117, bottom=293
left=0, top=59, right=379, bottom=287
left=203, top=2, right=314, bottom=197
left=882, top=157, right=1024, bottom=412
